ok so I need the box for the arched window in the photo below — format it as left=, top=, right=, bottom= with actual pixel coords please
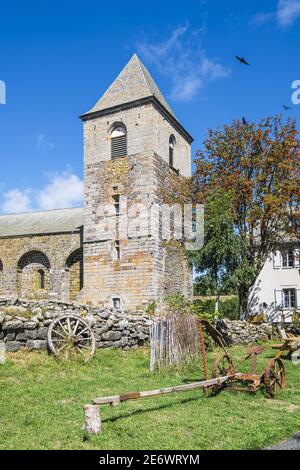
left=169, top=135, right=176, bottom=168
left=37, top=269, right=45, bottom=289
left=111, top=125, right=127, bottom=158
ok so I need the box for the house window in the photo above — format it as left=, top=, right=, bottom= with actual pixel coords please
left=113, top=297, right=121, bottom=310
left=282, top=249, right=294, bottom=268
left=283, top=288, right=297, bottom=309
left=169, top=135, right=176, bottom=168
left=111, top=125, right=127, bottom=158
left=37, top=269, right=45, bottom=290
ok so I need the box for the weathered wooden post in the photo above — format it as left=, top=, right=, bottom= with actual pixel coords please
left=83, top=405, right=101, bottom=434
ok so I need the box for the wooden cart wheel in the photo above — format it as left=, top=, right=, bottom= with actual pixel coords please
left=47, top=315, right=96, bottom=362
left=212, top=354, right=235, bottom=379
left=264, top=358, right=286, bottom=399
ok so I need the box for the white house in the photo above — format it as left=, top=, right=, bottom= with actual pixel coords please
left=249, top=242, right=300, bottom=323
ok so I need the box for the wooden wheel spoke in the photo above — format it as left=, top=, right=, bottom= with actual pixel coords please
left=57, top=343, right=68, bottom=353
left=73, top=320, right=80, bottom=336
left=77, top=344, right=91, bottom=350
left=52, top=329, right=67, bottom=339
left=58, top=320, right=69, bottom=336
left=74, top=326, right=89, bottom=337
left=67, top=317, right=72, bottom=335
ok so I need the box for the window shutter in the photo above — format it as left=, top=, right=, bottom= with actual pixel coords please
left=273, top=251, right=282, bottom=269
left=297, top=290, right=300, bottom=309
left=275, top=289, right=283, bottom=309
left=294, top=248, right=300, bottom=268
left=111, top=135, right=127, bottom=158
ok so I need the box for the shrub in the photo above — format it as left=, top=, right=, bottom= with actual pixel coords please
left=164, top=293, right=191, bottom=315
left=219, top=297, right=239, bottom=320
left=145, top=302, right=157, bottom=316
left=192, top=297, right=239, bottom=321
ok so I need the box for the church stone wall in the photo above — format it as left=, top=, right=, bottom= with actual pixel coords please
left=0, top=56, right=193, bottom=310
left=82, top=104, right=193, bottom=309
left=0, top=232, right=82, bottom=303
left=83, top=103, right=191, bottom=176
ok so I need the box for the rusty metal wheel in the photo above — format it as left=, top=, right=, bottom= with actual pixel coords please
left=212, top=354, right=236, bottom=379
left=47, top=315, right=96, bottom=362
left=264, top=358, right=286, bottom=399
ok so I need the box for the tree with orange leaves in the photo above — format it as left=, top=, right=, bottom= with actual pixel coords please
left=193, top=115, right=300, bottom=318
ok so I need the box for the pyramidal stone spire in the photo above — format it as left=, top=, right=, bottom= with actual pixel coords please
left=84, top=53, right=176, bottom=118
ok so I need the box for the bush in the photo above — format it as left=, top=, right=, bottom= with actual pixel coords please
left=192, top=297, right=239, bottom=321
left=218, top=297, right=239, bottom=320
left=164, top=294, right=240, bottom=322
left=164, top=293, right=191, bottom=315
left=145, top=302, right=157, bottom=316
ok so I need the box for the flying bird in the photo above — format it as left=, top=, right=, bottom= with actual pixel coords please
left=283, top=105, right=292, bottom=111
left=235, top=56, right=250, bottom=66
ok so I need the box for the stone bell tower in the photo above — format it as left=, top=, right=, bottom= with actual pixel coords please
left=79, top=54, right=193, bottom=310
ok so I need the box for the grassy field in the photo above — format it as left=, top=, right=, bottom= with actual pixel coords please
left=0, top=344, right=299, bottom=450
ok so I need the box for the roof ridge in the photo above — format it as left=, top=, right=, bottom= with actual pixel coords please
left=134, top=53, right=153, bottom=97
left=0, top=206, right=83, bottom=218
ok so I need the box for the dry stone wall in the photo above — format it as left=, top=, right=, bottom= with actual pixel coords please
left=216, top=319, right=274, bottom=345
left=0, top=299, right=152, bottom=353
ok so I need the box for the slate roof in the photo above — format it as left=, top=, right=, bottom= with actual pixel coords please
left=0, top=207, right=84, bottom=238
left=83, top=53, right=176, bottom=118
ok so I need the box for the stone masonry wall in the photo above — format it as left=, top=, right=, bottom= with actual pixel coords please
left=0, top=232, right=82, bottom=303
left=216, top=319, right=274, bottom=345
left=82, top=151, right=157, bottom=309
left=216, top=319, right=300, bottom=346
left=0, top=299, right=151, bottom=353
left=82, top=94, right=192, bottom=311
left=152, top=152, right=193, bottom=301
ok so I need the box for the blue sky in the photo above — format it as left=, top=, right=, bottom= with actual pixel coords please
left=0, top=0, right=299, bottom=213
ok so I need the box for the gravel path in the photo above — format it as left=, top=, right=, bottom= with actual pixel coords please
left=266, top=433, right=300, bottom=450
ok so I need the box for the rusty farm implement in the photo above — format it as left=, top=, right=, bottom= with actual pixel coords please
left=84, top=319, right=286, bottom=434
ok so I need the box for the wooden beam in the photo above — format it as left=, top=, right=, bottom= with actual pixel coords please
left=92, top=375, right=241, bottom=406
left=84, top=374, right=244, bottom=434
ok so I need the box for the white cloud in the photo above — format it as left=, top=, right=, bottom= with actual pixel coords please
left=277, top=0, right=300, bottom=26
left=2, top=189, right=32, bottom=214
left=36, top=133, right=55, bottom=152
left=36, top=172, right=83, bottom=210
left=1, top=172, right=83, bottom=214
left=252, top=0, right=300, bottom=28
left=251, top=12, right=275, bottom=26
left=138, top=25, right=230, bottom=102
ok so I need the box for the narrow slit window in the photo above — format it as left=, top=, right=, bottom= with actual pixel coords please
left=113, top=195, right=120, bottom=216
left=37, top=270, right=45, bottom=289
left=115, top=240, right=121, bottom=260
left=169, top=135, right=176, bottom=168
left=111, top=126, right=127, bottom=158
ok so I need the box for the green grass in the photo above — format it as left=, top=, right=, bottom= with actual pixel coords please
left=0, top=344, right=299, bottom=450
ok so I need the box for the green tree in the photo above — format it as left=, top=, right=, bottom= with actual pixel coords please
left=191, top=191, right=239, bottom=313
left=193, top=115, right=300, bottom=317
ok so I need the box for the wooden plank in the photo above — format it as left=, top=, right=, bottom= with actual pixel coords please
left=92, top=374, right=242, bottom=406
